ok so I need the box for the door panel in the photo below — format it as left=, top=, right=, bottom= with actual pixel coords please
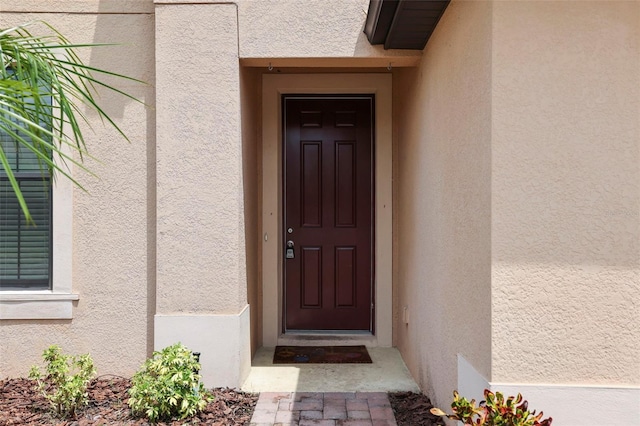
left=284, top=96, right=374, bottom=331
left=335, top=142, right=356, bottom=227
left=301, top=142, right=322, bottom=227
left=301, top=247, right=322, bottom=307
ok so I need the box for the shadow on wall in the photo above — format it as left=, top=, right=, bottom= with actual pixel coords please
left=93, top=0, right=156, bottom=359
left=91, top=1, right=153, bottom=119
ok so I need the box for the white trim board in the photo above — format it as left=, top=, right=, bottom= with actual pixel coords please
left=154, top=305, right=251, bottom=388
left=457, top=354, right=640, bottom=426
left=0, top=152, right=75, bottom=320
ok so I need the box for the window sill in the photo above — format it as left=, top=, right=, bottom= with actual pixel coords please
left=0, top=291, right=79, bottom=320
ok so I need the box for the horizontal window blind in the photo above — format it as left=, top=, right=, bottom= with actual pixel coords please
left=0, top=129, right=52, bottom=289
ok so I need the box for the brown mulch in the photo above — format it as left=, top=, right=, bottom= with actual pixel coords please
left=388, top=391, right=446, bottom=426
left=0, top=376, right=258, bottom=425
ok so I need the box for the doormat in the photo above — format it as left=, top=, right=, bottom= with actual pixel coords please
left=273, top=345, right=372, bottom=364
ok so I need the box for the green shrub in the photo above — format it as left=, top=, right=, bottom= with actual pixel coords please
left=431, top=389, right=552, bottom=426
left=128, top=343, right=210, bottom=422
left=29, top=345, right=96, bottom=418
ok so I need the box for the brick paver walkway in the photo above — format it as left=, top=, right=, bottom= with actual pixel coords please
left=250, top=391, right=398, bottom=426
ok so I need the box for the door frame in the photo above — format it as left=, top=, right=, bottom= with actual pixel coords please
left=262, top=74, right=392, bottom=347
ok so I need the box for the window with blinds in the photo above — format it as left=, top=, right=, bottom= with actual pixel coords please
left=0, top=124, right=52, bottom=290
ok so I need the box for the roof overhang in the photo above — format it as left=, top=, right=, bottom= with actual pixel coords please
left=364, top=0, right=450, bottom=50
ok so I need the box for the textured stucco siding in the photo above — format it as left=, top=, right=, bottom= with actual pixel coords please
left=239, top=0, right=384, bottom=59
left=394, top=0, right=640, bottom=406
left=0, top=10, right=155, bottom=377
left=1, top=0, right=637, bottom=398
left=0, top=0, right=153, bottom=14
left=491, top=0, right=640, bottom=385
left=155, top=3, right=247, bottom=315
left=393, top=0, right=493, bottom=409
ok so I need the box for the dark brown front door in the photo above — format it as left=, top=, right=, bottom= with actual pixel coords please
left=283, top=95, right=374, bottom=331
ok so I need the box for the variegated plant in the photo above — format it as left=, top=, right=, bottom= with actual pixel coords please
left=431, top=389, right=552, bottom=426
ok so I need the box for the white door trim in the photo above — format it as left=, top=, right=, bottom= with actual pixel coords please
left=261, top=73, right=393, bottom=347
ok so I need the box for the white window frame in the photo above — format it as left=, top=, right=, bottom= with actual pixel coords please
left=0, top=149, right=77, bottom=319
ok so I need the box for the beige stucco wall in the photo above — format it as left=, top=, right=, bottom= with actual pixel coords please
left=491, top=0, right=640, bottom=385
left=153, top=2, right=253, bottom=385
left=0, top=4, right=155, bottom=377
left=393, top=0, right=493, bottom=409
left=155, top=2, right=247, bottom=315
left=3, top=0, right=635, bottom=401
left=395, top=0, right=639, bottom=409
left=237, top=0, right=414, bottom=62
left=238, top=0, right=368, bottom=58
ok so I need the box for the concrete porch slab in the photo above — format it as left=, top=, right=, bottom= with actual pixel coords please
left=241, top=347, right=420, bottom=393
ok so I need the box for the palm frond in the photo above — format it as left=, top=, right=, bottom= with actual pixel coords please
left=0, top=20, right=143, bottom=223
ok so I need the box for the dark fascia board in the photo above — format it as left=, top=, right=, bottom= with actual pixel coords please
left=364, top=0, right=400, bottom=45
left=364, top=0, right=450, bottom=50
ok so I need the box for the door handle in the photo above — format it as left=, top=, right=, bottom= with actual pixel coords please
left=286, top=240, right=295, bottom=259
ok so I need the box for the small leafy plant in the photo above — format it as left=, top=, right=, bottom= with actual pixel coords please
left=128, top=343, right=210, bottom=422
left=431, top=389, right=552, bottom=426
left=28, top=345, right=96, bottom=418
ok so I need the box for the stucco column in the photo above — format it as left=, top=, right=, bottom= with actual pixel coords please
left=154, top=1, right=250, bottom=388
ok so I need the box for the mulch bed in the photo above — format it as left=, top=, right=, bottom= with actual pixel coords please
left=1, top=376, right=444, bottom=425
left=388, top=391, right=446, bottom=426
left=0, top=376, right=258, bottom=425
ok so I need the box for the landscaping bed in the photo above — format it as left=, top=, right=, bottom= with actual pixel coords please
left=389, top=391, right=445, bottom=426
left=0, top=376, right=258, bottom=425
left=1, top=375, right=445, bottom=425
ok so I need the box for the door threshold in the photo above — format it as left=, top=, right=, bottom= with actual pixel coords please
left=286, top=330, right=372, bottom=335
left=278, top=331, right=378, bottom=347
